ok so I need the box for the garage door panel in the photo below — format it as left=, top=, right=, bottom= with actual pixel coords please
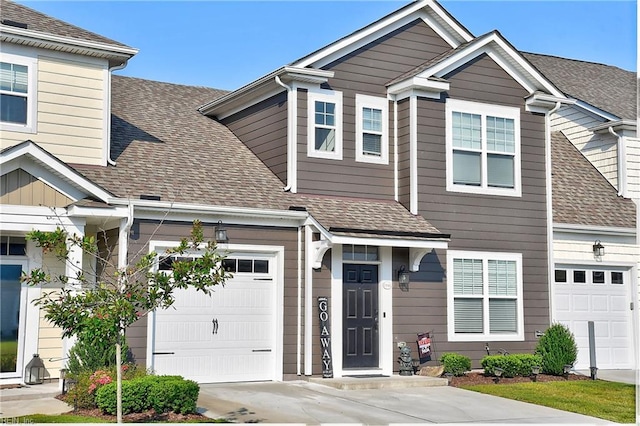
left=611, top=321, right=629, bottom=338
left=572, top=295, right=589, bottom=311
left=591, top=295, right=608, bottom=312
left=610, top=296, right=627, bottom=312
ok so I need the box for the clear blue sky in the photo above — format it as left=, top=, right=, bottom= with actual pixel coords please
left=19, top=1, right=637, bottom=91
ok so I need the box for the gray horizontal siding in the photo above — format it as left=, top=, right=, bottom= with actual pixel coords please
left=297, top=19, right=451, bottom=199
left=391, top=54, right=549, bottom=366
left=223, top=92, right=288, bottom=185
left=127, top=220, right=301, bottom=375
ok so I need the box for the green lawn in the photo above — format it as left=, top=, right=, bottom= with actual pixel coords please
left=15, top=414, right=222, bottom=423
left=462, top=380, right=636, bottom=423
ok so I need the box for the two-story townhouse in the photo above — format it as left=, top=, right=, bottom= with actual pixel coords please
left=0, top=0, right=137, bottom=384
left=12, top=0, right=632, bottom=387
left=524, top=53, right=639, bottom=371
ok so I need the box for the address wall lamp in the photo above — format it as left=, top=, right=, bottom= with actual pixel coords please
left=398, top=265, right=410, bottom=291
left=214, top=220, right=228, bottom=243
left=593, top=240, right=605, bottom=257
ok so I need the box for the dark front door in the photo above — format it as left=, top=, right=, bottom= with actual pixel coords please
left=343, top=264, right=379, bottom=368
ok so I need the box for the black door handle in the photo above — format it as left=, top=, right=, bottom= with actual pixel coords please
left=212, top=318, right=219, bottom=334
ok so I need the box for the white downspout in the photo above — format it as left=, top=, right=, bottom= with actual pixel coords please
left=393, top=96, right=399, bottom=202
left=608, top=126, right=627, bottom=197
left=275, top=76, right=297, bottom=193
left=296, top=225, right=302, bottom=376
left=546, top=102, right=561, bottom=324
left=106, top=62, right=128, bottom=166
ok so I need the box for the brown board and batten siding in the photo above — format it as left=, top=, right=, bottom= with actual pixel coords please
left=1, top=169, right=74, bottom=207
left=222, top=92, right=289, bottom=185
left=126, top=220, right=301, bottom=375
left=392, top=54, right=549, bottom=364
left=296, top=20, right=451, bottom=200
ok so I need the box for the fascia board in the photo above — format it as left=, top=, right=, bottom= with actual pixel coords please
left=1, top=26, right=138, bottom=59
left=387, top=76, right=450, bottom=95
left=573, top=100, right=621, bottom=122
left=199, top=67, right=333, bottom=118
left=1, top=142, right=113, bottom=203
left=589, top=120, right=637, bottom=133
left=67, top=205, right=129, bottom=219
left=294, top=1, right=473, bottom=69
left=553, top=223, right=636, bottom=237
left=330, top=235, right=449, bottom=249
left=419, top=33, right=565, bottom=98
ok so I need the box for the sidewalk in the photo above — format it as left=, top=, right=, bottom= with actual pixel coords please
left=0, top=382, right=71, bottom=418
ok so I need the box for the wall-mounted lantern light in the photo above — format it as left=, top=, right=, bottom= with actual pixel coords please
left=593, top=240, right=604, bottom=257
left=398, top=265, right=410, bottom=291
left=214, top=220, right=228, bottom=243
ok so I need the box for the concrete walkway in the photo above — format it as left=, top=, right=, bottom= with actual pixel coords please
left=2, top=372, right=633, bottom=424
left=576, top=369, right=637, bottom=385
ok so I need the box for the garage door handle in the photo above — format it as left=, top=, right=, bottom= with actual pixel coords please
left=252, top=349, right=272, bottom=352
left=152, top=352, right=175, bottom=355
left=212, top=318, right=219, bottom=335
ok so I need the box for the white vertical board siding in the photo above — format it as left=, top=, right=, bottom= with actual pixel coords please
left=626, top=138, right=640, bottom=201
left=551, top=106, right=619, bottom=189
left=1, top=55, right=107, bottom=166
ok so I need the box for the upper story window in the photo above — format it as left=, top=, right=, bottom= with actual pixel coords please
left=0, top=53, right=37, bottom=134
left=447, top=250, right=523, bottom=342
left=355, top=94, right=388, bottom=164
left=445, top=99, right=521, bottom=197
left=307, top=89, right=343, bottom=160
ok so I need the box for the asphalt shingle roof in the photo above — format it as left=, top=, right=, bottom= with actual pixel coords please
left=72, top=76, right=444, bottom=239
left=524, top=52, right=637, bottom=121
left=552, top=131, right=636, bottom=228
left=1, top=0, right=130, bottom=48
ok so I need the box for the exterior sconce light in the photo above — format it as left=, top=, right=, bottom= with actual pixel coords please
left=563, top=364, right=572, bottom=379
left=493, top=367, right=503, bottom=383
left=214, top=220, right=228, bottom=243
left=398, top=265, right=410, bottom=291
left=531, top=365, right=540, bottom=382
left=24, top=354, right=46, bottom=385
left=593, top=240, right=604, bottom=257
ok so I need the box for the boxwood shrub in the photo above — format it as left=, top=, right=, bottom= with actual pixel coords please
left=480, top=354, right=543, bottom=378
left=95, top=375, right=199, bottom=415
left=440, top=353, right=471, bottom=376
left=535, top=323, right=578, bottom=376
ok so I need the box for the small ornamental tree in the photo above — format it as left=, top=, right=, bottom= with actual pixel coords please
left=535, top=323, right=578, bottom=376
left=22, top=219, right=230, bottom=423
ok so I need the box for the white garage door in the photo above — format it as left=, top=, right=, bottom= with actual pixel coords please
left=152, top=255, right=277, bottom=383
left=554, top=266, right=633, bottom=370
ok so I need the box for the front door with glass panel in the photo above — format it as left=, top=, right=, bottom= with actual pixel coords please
left=343, top=264, right=379, bottom=368
left=1, top=261, right=27, bottom=379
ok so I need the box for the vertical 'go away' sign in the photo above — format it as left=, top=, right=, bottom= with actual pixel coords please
left=318, top=297, right=333, bottom=378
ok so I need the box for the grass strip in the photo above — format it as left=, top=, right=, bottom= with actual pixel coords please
left=462, top=380, right=635, bottom=424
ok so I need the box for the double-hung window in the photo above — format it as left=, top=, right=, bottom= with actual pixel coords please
left=0, top=53, right=36, bottom=133
left=445, top=99, right=521, bottom=196
left=355, top=94, right=388, bottom=164
left=447, top=251, right=523, bottom=341
left=307, top=89, right=343, bottom=160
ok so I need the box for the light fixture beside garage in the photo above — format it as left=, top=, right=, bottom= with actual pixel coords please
left=215, top=220, right=228, bottom=243
left=592, top=240, right=605, bottom=258
left=398, top=265, right=410, bottom=291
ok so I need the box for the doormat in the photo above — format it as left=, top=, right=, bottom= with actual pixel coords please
left=345, top=374, right=389, bottom=378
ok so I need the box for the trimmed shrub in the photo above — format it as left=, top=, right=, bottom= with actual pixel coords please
left=440, top=353, right=471, bottom=376
left=95, top=375, right=199, bottom=415
left=535, top=323, right=578, bottom=376
left=480, top=354, right=543, bottom=378
left=64, top=364, right=146, bottom=410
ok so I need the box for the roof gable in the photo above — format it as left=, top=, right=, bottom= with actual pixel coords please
left=0, top=141, right=113, bottom=203
left=389, top=31, right=565, bottom=99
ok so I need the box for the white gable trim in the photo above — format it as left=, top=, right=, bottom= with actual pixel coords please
left=293, top=0, right=473, bottom=69
left=1, top=141, right=113, bottom=203
left=414, top=32, right=565, bottom=98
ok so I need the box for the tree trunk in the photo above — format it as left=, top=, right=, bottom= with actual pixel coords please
left=116, top=340, right=123, bottom=423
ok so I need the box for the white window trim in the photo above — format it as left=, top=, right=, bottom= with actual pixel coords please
left=445, top=98, right=521, bottom=197
left=355, top=94, right=389, bottom=164
left=447, top=250, right=524, bottom=342
left=0, top=51, right=37, bottom=134
left=307, top=88, right=343, bottom=160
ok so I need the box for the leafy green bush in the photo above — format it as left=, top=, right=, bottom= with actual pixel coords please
left=148, top=377, right=199, bottom=414
left=95, top=375, right=199, bottom=415
left=440, top=353, right=471, bottom=376
left=481, top=354, right=543, bottom=377
left=66, top=317, right=130, bottom=375
left=535, top=323, right=578, bottom=376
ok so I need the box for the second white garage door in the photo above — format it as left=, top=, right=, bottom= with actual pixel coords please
left=554, top=265, right=633, bottom=370
left=151, top=255, right=277, bottom=383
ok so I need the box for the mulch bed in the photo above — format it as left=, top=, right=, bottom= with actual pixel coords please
left=448, top=371, right=591, bottom=387
left=54, top=394, right=211, bottom=422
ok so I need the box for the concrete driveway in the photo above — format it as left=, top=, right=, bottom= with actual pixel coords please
left=197, top=380, right=615, bottom=424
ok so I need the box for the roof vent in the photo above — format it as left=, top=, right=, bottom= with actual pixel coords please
left=288, top=206, right=307, bottom=211
left=140, top=194, right=161, bottom=201
left=1, top=19, right=28, bottom=29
